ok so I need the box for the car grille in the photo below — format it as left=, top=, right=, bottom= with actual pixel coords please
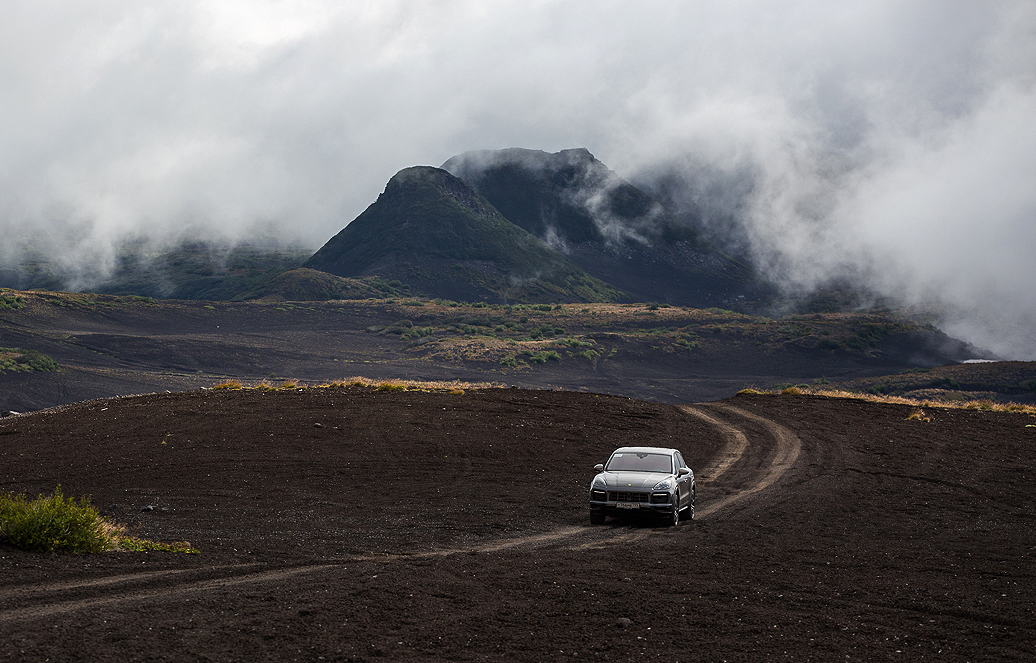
left=609, top=491, right=649, bottom=503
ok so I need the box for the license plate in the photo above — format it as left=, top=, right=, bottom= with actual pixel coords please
left=616, top=502, right=641, bottom=510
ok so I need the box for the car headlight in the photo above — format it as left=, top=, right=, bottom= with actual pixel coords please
left=593, top=475, right=607, bottom=488
left=652, top=479, right=672, bottom=491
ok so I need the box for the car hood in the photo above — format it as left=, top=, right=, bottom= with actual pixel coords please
left=598, top=471, right=671, bottom=489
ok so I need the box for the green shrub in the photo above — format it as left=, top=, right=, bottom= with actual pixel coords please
left=499, top=354, right=521, bottom=367
left=401, top=326, right=435, bottom=340
left=19, top=350, right=58, bottom=372
left=0, top=348, right=59, bottom=373
left=0, top=487, right=110, bottom=553
left=0, top=294, right=26, bottom=311
left=528, top=350, right=561, bottom=364
left=120, top=295, right=157, bottom=305
left=0, top=487, right=197, bottom=555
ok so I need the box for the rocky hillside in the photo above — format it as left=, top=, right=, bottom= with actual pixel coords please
left=304, top=166, right=623, bottom=304
left=442, top=148, right=770, bottom=308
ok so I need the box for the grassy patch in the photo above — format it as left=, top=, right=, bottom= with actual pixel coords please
left=0, top=293, right=26, bottom=310
left=0, top=487, right=196, bottom=554
left=0, top=348, right=59, bottom=373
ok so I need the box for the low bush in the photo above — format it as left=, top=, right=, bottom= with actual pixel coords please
left=528, top=350, right=561, bottom=364
left=499, top=354, right=521, bottom=367
left=20, top=350, right=58, bottom=372
left=0, top=487, right=197, bottom=554
left=0, top=486, right=109, bottom=553
left=0, top=348, right=59, bottom=373
left=0, top=294, right=26, bottom=311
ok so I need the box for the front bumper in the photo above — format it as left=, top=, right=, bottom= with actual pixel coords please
left=589, top=489, right=674, bottom=517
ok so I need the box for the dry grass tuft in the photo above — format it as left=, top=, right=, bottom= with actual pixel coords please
left=336, top=376, right=498, bottom=391
left=213, top=380, right=243, bottom=390
left=768, top=387, right=1036, bottom=415
left=906, top=409, right=931, bottom=422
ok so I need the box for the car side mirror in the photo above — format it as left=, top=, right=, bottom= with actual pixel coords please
left=594, top=463, right=604, bottom=472
left=678, top=467, right=690, bottom=476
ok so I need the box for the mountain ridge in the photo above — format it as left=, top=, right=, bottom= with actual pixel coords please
left=303, top=165, right=623, bottom=303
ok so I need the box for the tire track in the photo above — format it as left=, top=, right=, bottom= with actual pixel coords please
left=678, top=404, right=749, bottom=484
left=686, top=403, right=802, bottom=519
left=0, top=405, right=800, bottom=622
left=0, top=565, right=335, bottom=623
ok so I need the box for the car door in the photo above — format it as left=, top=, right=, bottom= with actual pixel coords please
left=674, top=451, right=691, bottom=507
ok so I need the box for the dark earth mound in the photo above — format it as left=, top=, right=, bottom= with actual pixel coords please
left=2, top=387, right=1033, bottom=661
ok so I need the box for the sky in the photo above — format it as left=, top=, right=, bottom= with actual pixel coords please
left=1, top=1, right=1034, bottom=356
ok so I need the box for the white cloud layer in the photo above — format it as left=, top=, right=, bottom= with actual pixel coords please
left=1, top=1, right=1033, bottom=356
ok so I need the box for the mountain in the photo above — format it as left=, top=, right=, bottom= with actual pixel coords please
left=303, top=166, right=623, bottom=304
left=441, top=147, right=772, bottom=309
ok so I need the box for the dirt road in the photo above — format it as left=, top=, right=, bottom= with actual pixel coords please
left=1, top=388, right=1033, bottom=661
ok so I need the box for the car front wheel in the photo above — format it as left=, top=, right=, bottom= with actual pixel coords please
left=667, top=497, right=680, bottom=527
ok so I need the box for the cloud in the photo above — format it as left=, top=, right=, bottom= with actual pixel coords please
left=0, top=1, right=1033, bottom=355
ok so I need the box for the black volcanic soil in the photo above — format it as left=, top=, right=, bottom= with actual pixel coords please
left=1, top=388, right=1034, bottom=662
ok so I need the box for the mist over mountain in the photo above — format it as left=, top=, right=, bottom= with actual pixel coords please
left=442, top=148, right=769, bottom=308
left=0, top=236, right=310, bottom=301
left=304, top=166, right=622, bottom=303
left=1, top=2, right=1031, bottom=355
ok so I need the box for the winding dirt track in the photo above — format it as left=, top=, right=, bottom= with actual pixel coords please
left=1, top=399, right=800, bottom=625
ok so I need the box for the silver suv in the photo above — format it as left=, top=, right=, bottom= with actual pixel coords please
left=588, top=446, right=695, bottom=526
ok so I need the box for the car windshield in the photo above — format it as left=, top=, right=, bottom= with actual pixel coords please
left=606, top=452, right=672, bottom=473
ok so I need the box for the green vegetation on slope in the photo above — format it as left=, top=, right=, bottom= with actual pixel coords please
left=236, top=268, right=411, bottom=302
left=0, top=348, right=58, bottom=372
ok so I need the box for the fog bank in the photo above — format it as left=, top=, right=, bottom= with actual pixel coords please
left=1, top=1, right=1033, bottom=355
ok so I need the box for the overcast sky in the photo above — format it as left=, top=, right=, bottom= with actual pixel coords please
left=1, top=1, right=1034, bottom=356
